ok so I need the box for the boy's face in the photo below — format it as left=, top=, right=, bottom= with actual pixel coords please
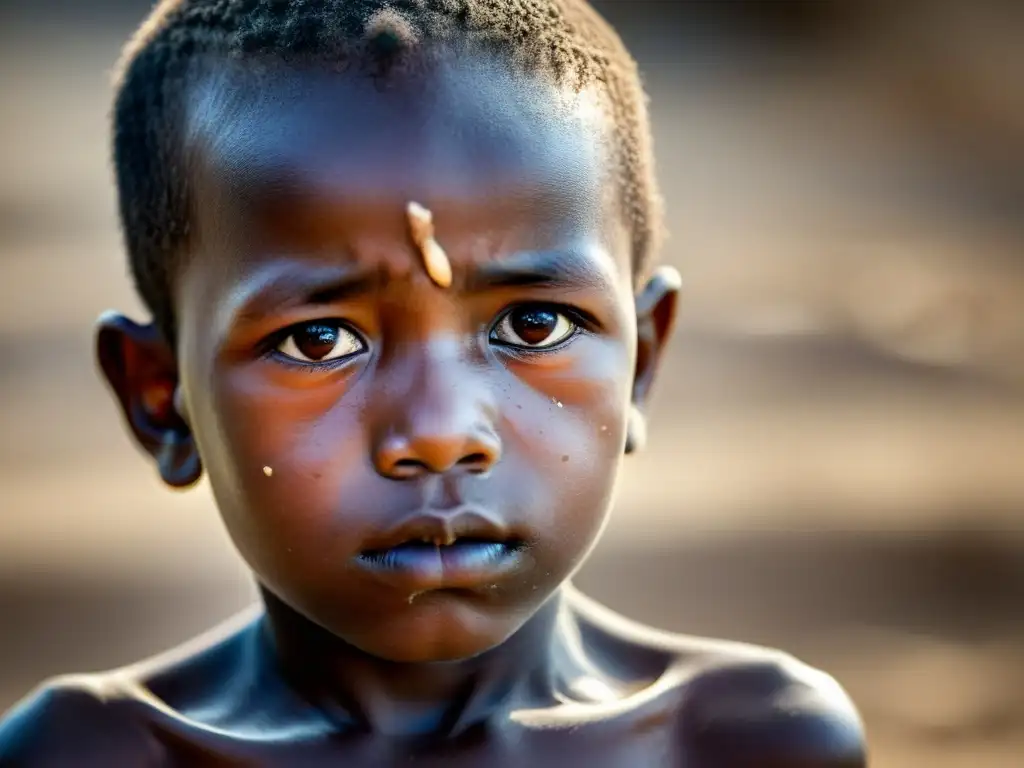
left=99, top=56, right=677, bottom=662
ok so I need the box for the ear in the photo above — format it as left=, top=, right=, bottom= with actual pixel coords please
left=95, top=312, right=202, bottom=488
left=627, top=266, right=681, bottom=455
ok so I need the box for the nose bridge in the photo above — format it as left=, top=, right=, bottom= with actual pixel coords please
left=405, top=338, right=479, bottom=431
left=372, top=337, right=500, bottom=478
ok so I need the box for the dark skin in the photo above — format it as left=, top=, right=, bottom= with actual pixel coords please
left=0, top=55, right=866, bottom=767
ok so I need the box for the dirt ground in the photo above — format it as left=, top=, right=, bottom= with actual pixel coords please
left=1, top=3, right=1022, bottom=766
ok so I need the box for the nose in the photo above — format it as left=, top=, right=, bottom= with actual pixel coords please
left=372, top=346, right=501, bottom=480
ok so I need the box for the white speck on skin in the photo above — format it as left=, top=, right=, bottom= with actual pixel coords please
left=263, top=466, right=274, bottom=477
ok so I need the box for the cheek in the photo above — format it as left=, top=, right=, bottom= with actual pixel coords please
left=504, top=336, right=631, bottom=460
left=502, top=338, right=631, bottom=542
left=192, top=365, right=366, bottom=541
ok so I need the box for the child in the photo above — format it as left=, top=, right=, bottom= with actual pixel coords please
left=0, top=1, right=866, bottom=765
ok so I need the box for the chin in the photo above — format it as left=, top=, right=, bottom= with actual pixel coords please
left=341, top=596, right=530, bottom=664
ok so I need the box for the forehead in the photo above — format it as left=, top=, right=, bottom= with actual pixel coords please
left=184, top=55, right=617, bottom=241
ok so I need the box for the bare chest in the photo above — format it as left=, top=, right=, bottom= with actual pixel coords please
left=152, top=709, right=681, bottom=768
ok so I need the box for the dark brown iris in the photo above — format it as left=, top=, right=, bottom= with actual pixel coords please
left=509, top=307, right=559, bottom=346
left=292, top=323, right=342, bottom=360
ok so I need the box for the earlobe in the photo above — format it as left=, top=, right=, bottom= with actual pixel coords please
left=95, top=312, right=203, bottom=488
left=156, top=428, right=203, bottom=488
left=628, top=266, right=681, bottom=455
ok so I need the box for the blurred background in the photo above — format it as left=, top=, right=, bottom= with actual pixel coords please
left=0, top=0, right=1021, bottom=765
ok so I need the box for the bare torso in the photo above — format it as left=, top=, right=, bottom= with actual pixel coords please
left=0, top=589, right=866, bottom=767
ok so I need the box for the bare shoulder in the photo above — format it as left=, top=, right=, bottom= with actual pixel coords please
left=567, top=589, right=867, bottom=767
left=0, top=610, right=265, bottom=767
left=0, top=674, right=167, bottom=767
left=673, top=640, right=867, bottom=767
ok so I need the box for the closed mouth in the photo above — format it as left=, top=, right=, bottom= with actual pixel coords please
left=354, top=527, right=528, bottom=590
left=358, top=537, right=525, bottom=570
left=353, top=508, right=527, bottom=588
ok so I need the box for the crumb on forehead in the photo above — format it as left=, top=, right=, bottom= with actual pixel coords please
left=112, top=0, right=662, bottom=343
left=406, top=202, right=453, bottom=289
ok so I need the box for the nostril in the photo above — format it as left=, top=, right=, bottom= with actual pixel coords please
left=375, top=433, right=500, bottom=478
left=391, top=457, right=428, bottom=479
left=457, top=453, right=491, bottom=473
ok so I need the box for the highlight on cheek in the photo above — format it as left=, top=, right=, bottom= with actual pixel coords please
left=406, top=201, right=453, bottom=288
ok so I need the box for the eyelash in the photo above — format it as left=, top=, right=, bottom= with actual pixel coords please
left=260, top=303, right=597, bottom=369
left=489, top=303, right=595, bottom=354
left=271, top=354, right=357, bottom=374
left=261, top=320, right=367, bottom=372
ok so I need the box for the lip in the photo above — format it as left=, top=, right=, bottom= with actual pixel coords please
left=354, top=508, right=526, bottom=591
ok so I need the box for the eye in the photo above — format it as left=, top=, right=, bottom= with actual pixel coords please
left=490, top=305, right=578, bottom=350
left=276, top=321, right=364, bottom=364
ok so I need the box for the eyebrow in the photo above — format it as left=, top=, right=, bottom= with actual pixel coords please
left=463, top=249, right=611, bottom=293
left=222, top=248, right=611, bottom=332
left=223, top=262, right=382, bottom=329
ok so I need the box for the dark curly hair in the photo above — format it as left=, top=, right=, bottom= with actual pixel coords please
left=112, top=0, right=662, bottom=341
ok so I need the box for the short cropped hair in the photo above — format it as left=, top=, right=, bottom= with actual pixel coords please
left=113, top=0, right=662, bottom=341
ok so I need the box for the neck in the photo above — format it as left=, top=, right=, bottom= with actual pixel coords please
left=258, top=586, right=571, bottom=739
